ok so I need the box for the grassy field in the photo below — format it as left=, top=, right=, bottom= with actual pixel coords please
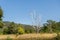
left=0, top=33, right=58, bottom=40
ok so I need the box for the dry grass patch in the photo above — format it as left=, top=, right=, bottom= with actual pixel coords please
left=17, top=33, right=57, bottom=39
left=0, top=33, right=57, bottom=39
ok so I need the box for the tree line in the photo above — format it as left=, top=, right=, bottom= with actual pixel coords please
left=0, top=7, right=60, bottom=34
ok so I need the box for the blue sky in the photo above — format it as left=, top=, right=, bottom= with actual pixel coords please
left=0, top=0, right=60, bottom=25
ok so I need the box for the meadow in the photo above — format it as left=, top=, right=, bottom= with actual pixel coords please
left=0, top=33, right=59, bottom=40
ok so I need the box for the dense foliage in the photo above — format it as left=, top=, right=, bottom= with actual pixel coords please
left=40, top=20, right=60, bottom=33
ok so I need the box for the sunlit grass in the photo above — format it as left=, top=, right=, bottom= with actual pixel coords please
left=0, top=33, right=59, bottom=40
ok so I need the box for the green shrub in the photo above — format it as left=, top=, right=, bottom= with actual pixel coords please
left=3, top=27, right=9, bottom=34
left=0, top=28, right=3, bottom=34
left=17, top=27, right=25, bottom=34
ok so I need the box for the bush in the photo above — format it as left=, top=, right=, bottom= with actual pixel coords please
left=17, top=27, right=25, bottom=34
left=25, top=29, right=35, bottom=33
left=3, top=27, right=9, bottom=34
left=0, top=28, right=3, bottom=34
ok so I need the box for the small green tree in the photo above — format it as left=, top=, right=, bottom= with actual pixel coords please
left=0, top=7, right=3, bottom=28
left=17, top=27, right=25, bottom=34
left=0, top=6, right=4, bottom=34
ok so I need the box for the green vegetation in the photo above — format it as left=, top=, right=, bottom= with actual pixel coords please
left=0, top=7, right=60, bottom=34
left=0, top=6, right=3, bottom=21
left=40, top=20, right=60, bottom=33
left=0, top=6, right=60, bottom=40
left=17, top=27, right=25, bottom=34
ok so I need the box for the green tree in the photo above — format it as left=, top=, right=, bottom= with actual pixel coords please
left=0, top=7, right=3, bottom=28
left=54, top=22, right=60, bottom=33
left=41, top=20, right=57, bottom=33
left=0, top=21, right=4, bottom=28
left=0, top=6, right=4, bottom=34
left=47, top=20, right=56, bottom=33
left=0, top=7, right=3, bottom=21
left=3, top=27, right=9, bottom=34
left=7, top=22, right=16, bottom=34
left=17, top=27, right=25, bottom=34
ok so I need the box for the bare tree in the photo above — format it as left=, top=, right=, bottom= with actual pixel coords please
left=30, top=11, right=41, bottom=33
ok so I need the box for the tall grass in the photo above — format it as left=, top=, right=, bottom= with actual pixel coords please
left=0, top=33, right=60, bottom=40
